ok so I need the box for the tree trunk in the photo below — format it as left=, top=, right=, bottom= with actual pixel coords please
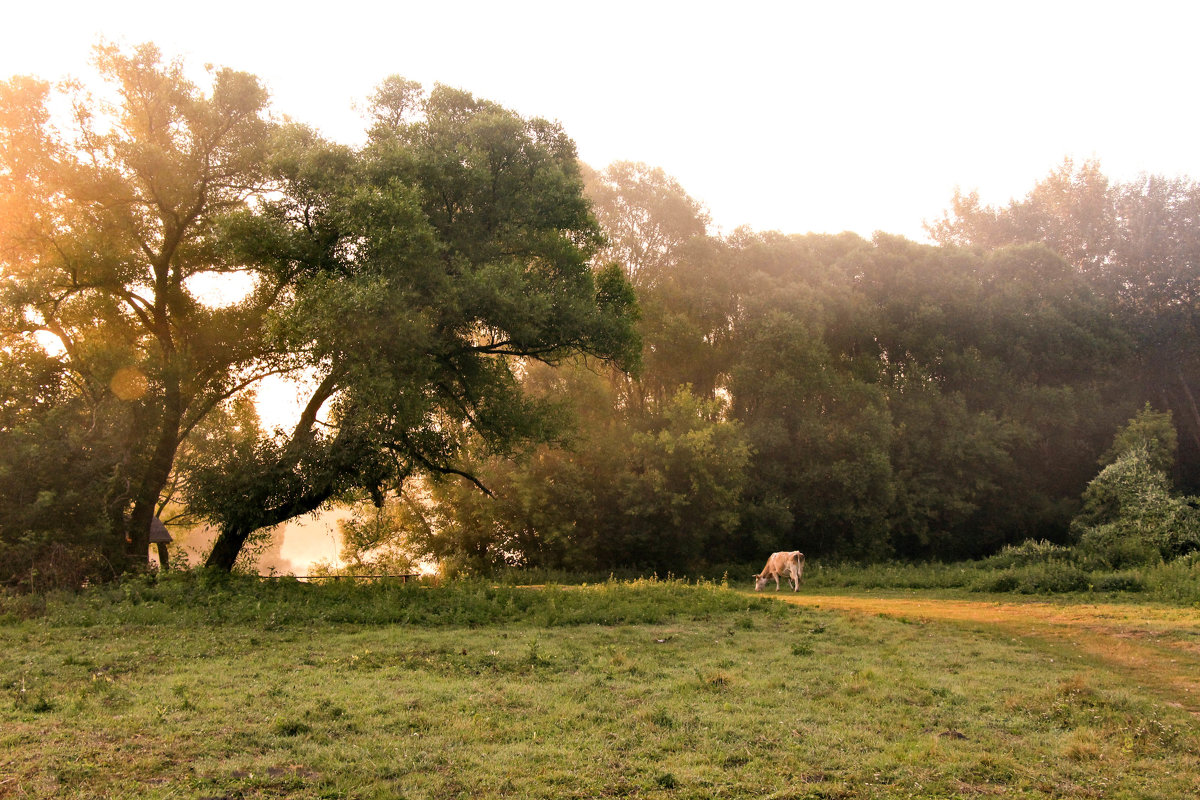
left=205, top=523, right=252, bottom=572
left=124, top=395, right=184, bottom=569
left=204, top=487, right=337, bottom=571
left=205, top=374, right=349, bottom=571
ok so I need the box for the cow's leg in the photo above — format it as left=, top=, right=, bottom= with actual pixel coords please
left=774, top=573, right=780, bottom=590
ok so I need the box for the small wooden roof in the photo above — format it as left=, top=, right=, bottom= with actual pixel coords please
left=149, top=517, right=173, bottom=544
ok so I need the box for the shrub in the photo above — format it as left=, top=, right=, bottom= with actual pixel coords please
left=1071, top=443, right=1200, bottom=567
left=0, top=540, right=115, bottom=593
left=1090, top=571, right=1144, bottom=593
left=1074, top=523, right=1163, bottom=570
left=985, top=539, right=1073, bottom=569
left=1142, top=553, right=1200, bottom=605
left=971, top=562, right=1090, bottom=594
left=972, top=570, right=1021, bottom=593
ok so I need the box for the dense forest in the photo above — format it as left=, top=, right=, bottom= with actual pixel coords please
left=383, top=161, right=1200, bottom=574
left=3, top=47, right=1199, bottom=586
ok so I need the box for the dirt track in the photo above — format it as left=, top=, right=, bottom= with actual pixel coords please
left=774, top=593, right=1200, bottom=715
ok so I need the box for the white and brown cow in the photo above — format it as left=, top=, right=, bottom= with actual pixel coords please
left=754, top=551, right=805, bottom=591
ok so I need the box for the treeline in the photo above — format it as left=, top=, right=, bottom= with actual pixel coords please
left=3, top=45, right=1199, bottom=586
left=366, top=160, right=1200, bottom=573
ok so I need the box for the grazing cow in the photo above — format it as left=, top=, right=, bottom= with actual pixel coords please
left=754, top=551, right=805, bottom=591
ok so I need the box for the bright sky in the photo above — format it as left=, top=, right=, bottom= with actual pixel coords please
left=4, top=1, right=1197, bottom=241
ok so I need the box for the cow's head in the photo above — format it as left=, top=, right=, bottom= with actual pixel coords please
left=754, top=573, right=768, bottom=591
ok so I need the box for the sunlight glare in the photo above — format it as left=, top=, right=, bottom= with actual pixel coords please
left=32, top=330, right=66, bottom=356
left=184, top=272, right=257, bottom=308
left=254, top=370, right=328, bottom=432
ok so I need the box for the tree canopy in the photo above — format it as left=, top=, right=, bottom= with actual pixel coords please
left=374, top=160, right=1188, bottom=573
left=0, top=44, right=278, bottom=574
left=0, top=46, right=639, bottom=582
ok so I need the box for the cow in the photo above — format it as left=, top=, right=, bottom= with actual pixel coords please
left=754, top=551, right=805, bottom=591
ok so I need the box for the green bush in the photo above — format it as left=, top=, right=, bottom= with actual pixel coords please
left=1142, top=553, right=1200, bottom=605
left=972, top=570, right=1021, bottom=593
left=1090, top=571, right=1145, bottom=593
left=1074, top=523, right=1164, bottom=570
left=970, top=561, right=1091, bottom=594
left=1070, top=411, right=1200, bottom=567
left=984, top=539, right=1073, bottom=569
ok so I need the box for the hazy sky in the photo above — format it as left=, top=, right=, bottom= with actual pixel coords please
left=4, top=1, right=1198, bottom=240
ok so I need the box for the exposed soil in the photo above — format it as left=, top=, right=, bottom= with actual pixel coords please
left=775, top=593, right=1200, bottom=715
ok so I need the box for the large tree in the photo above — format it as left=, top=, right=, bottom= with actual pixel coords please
left=0, top=44, right=278, bottom=570
left=188, top=80, right=640, bottom=570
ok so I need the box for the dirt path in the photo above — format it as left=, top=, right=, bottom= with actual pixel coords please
left=774, top=593, right=1200, bottom=715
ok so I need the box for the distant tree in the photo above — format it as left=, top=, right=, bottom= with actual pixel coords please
left=928, top=159, right=1200, bottom=487
left=611, top=387, right=751, bottom=570
left=722, top=231, right=1127, bottom=558
left=583, top=162, right=730, bottom=408
left=729, top=306, right=894, bottom=559
left=926, top=159, right=1115, bottom=282
left=1099, top=404, right=1177, bottom=474
left=584, top=161, right=709, bottom=291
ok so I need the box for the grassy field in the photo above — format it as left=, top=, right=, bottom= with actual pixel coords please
left=492, top=551, right=1200, bottom=605
left=2, top=575, right=1199, bottom=799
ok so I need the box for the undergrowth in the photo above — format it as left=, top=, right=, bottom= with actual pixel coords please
left=799, top=551, right=1200, bottom=604
left=0, top=571, right=782, bottom=627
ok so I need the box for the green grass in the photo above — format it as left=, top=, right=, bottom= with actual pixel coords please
left=486, top=552, right=1200, bottom=606
left=0, top=571, right=778, bottom=628
left=2, top=577, right=1198, bottom=798
left=789, top=553, right=1200, bottom=605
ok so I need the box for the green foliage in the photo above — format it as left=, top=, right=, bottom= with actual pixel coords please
left=972, top=562, right=1092, bottom=594
left=1, top=43, right=279, bottom=570
left=797, top=557, right=1200, bottom=603
left=391, top=376, right=751, bottom=573
left=1142, top=552, right=1200, bottom=604
left=929, top=159, right=1200, bottom=493
left=408, top=173, right=1143, bottom=567
left=9, top=44, right=1200, bottom=579
left=0, top=344, right=120, bottom=588
left=188, top=79, right=641, bottom=570
left=0, top=571, right=780, bottom=628
left=615, top=388, right=752, bottom=568
left=1071, top=410, right=1200, bottom=568
left=983, top=539, right=1074, bottom=569
left=584, top=161, right=710, bottom=292
left=1099, top=404, right=1177, bottom=474
left=2, top=49, right=641, bottom=578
